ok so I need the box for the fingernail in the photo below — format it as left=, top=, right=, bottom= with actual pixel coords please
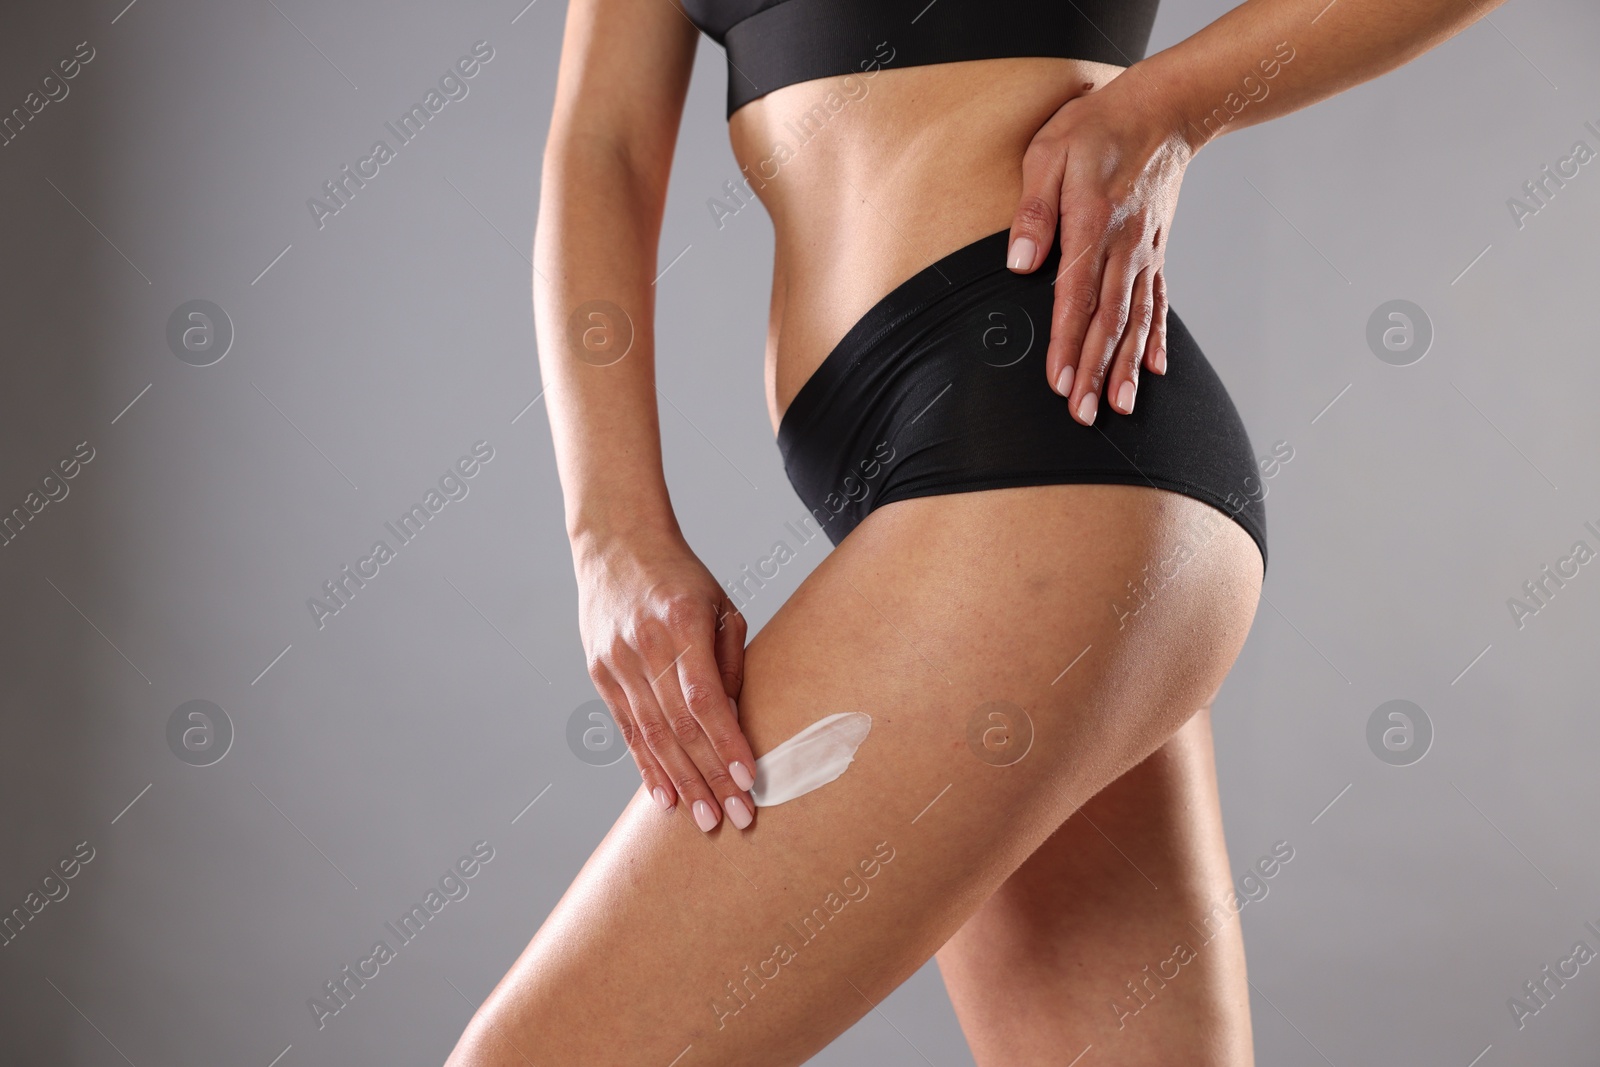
left=1153, top=346, right=1167, bottom=374
left=1007, top=236, right=1036, bottom=271
left=1078, top=391, right=1098, bottom=424
left=1055, top=365, right=1075, bottom=397
left=1116, top=380, right=1135, bottom=413
left=729, top=695, right=740, bottom=719
left=653, top=786, right=673, bottom=812
left=724, top=795, right=753, bottom=830
left=692, top=799, right=719, bottom=832
left=729, top=760, right=755, bottom=791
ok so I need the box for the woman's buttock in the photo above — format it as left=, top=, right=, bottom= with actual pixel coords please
left=769, top=226, right=1271, bottom=572
left=731, top=59, right=1271, bottom=576
left=727, top=56, right=1128, bottom=430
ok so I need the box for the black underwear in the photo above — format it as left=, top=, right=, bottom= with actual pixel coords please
left=775, top=229, right=1269, bottom=573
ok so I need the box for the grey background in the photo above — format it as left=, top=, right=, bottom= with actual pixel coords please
left=1, top=0, right=1597, bottom=1063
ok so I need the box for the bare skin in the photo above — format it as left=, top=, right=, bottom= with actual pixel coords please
left=452, top=485, right=1263, bottom=1067
left=938, top=705, right=1254, bottom=1063
left=734, top=55, right=1131, bottom=431
left=448, top=0, right=1505, bottom=1062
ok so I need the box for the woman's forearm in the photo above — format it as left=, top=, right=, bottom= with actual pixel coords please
left=1124, top=0, right=1506, bottom=154
left=534, top=140, right=682, bottom=555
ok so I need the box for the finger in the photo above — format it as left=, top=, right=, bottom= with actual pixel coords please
left=613, top=652, right=723, bottom=832
left=643, top=650, right=742, bottom=834
left=713, top=594, right=747, bottom=702
left=674, top=636, right=757, bottom=829
left=1106, top=265, right=1154, bottom=416
left=591, top=662, right=675, bottom=813
left=640, top=594, right=757, bottom=832
left=1007, top=136, right=1068, bottom=273
left=1145, top=268, right=1169, bottom=375
left=712, top=594, right=756, bottom=810
left=1067, top=251, right=1138, bottom=425
left=1044, top=208, right=1109, bottom=399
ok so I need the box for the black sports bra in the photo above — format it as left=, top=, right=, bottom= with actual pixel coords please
left=681, top=0, right=1161, bottom=118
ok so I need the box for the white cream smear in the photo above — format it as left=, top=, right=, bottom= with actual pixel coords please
left=749, top=712, right=873, bottom=807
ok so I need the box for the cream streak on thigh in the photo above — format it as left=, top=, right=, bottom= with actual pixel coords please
left=749, top=712, right=873, bottom=807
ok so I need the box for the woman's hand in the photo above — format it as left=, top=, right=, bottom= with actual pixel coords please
left=575, top=528, right=757, bottom=833
left=1005, top=71, right=1195, bottom=425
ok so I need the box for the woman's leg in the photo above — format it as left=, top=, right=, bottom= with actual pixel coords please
left=445, top=483, right=1262, bottom=1067
left=937, top=706, right=1255, bottom=1066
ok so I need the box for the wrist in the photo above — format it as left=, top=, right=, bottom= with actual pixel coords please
left=1112, top=56, right=1210, bottom=162
left=568, top=503, right=683, bottom=567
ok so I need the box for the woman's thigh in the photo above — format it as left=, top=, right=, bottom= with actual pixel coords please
left=938, top=706, right=1255, bottom=1067
left=445, top=483, right=1262, bottom=1067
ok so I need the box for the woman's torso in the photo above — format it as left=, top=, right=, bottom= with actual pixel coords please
left=726, top=57, right=1129, bottom=434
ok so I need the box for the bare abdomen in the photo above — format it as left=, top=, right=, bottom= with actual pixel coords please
left=726, top=56, right=1127, bottom=432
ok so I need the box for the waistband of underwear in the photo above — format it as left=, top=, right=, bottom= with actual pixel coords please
left=777, top=226, right=1061, bottom=458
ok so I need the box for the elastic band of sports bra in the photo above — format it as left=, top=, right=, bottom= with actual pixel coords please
left=720, top=0, right=1156, bottom=117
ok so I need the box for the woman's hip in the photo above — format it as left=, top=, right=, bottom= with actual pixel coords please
left=775, top=227, right=1269, bottom=574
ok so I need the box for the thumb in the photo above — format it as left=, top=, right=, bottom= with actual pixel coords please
left=712, top=594, right=746, bottom=702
